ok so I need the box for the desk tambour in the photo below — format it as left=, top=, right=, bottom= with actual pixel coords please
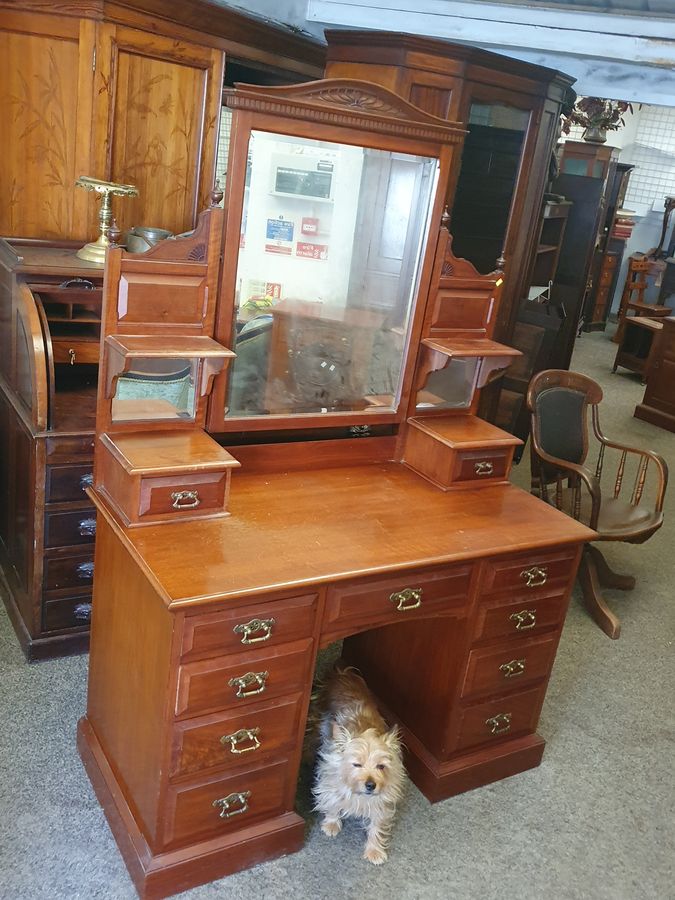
left=78, top=464, right=593, bottom=899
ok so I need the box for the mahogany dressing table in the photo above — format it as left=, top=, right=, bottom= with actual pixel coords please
left=77, top=79, right=594, bottom=899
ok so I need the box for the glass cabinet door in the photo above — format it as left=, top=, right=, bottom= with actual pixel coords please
left=225, top=131, right=438, bottom=419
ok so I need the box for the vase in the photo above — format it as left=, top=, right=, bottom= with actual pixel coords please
left=583, top=126, right=607, bottom=144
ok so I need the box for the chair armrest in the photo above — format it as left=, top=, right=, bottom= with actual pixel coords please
left=532, top=446, right=602, bottom=529
left=595, top=433, right=669, bottom=512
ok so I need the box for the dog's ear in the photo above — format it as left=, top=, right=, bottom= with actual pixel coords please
left=384, top=725, right=401, bottom=750
left=331, top=722, right=352, bottom=748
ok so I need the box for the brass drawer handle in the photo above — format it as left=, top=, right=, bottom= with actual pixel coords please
left=228, top=670, right=269, bottom=698
left=474, top=460, right=494, bottom=476
left=499, top=658, right=526, bottom=678
left=68, top=348, right=76, bottom=365
left=171, top=490, right=200, bottom=510
left=520, top=565, right=548, bottom=588
left=390, top=587, right=422, bottom=611
left=220, top=727, right=261, bottom=755
left=212, top=791, right=251, bottom=819
left=233, top=617, right=275, bottom=645
left=510, top=609, right=537, bottom=631
left=486, top=713, right=512, bottom=735
left=76, top=560, right=94, bottom=580
left=79, top=472, right=93, bottom=491
left=73, top=602, right=92, bottom=623
left=78, top=517, right=96, bottom=537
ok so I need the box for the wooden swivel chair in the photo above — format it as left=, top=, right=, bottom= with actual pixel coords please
left=527, top=369, right=668, bottom=638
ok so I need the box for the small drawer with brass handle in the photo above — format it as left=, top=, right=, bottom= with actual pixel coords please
left=479, top=548, right=578, bottom=598
left=233, top=617, right=276, bottom=645
left=44, top=508, right=97, bottom=548
left=181, top=594, right=317, bottom=659
left=46, top=464, right=95, bottom=502
left=486, top=713, right=512, bottom=735
left=474, top=460, right=494, bottom=476
left=42, top=591, right=93, bottom=632
left=171, top=490, right=200, bottom=510
left=162, top=758, right=290, bottom=848
left=43, top=550, right=94, bottom=590
left=452, top=685, right=546, bottom=753
left=460, top=635, right=557, bottom=698
left=228, top=670, right=269, bottom=699
left=324, top=563, right=471, bottom=643
left=170, top=695, right=302, bottom=778
left=454, top=449, right=508, bottom=483
left=175, top=639, right=313, bottom=718
left=473, top=593, right=567, bottom=642
left=389, top=587, right=422, bottom=611
left=213, top=790, right=251, bottom=819
left=52, top=339, right=100, bottom=365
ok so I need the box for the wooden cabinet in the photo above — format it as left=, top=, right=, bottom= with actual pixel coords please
left=0, top=0, right=323, bottom=242
left=634, top=316, right=675, bottom=432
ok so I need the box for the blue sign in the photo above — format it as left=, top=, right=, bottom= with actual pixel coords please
left=266, top=218, right=294, bottom=242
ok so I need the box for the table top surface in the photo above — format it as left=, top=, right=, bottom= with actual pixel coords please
left=96, top=461, right=594, bottom=609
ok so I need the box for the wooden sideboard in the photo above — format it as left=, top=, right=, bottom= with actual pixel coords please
left=79, top=465, right=592, bottom=898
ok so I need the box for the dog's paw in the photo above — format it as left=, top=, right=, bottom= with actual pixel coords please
left=321, top=818, right=342, bottom=838
left=364, top=845, right=387, bottom=865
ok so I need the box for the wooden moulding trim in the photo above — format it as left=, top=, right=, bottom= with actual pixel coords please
left=407, top=415, right=523, bottom=450
left=225, top=80, right=466, bottom=145
left=421, top=337, right=521, bottom=358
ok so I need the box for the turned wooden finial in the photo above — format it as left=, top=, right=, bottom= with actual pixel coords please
left=107, top=219, right=122, bottom=248
left=210, top=179, right=224, bottom=207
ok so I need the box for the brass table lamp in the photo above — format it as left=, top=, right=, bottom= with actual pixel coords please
left=75, top=176, right=139, bottom=264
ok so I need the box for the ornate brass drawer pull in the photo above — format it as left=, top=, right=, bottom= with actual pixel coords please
left=76, top=560, right=94, bottom=580
left=73, top=602, right=92, bottom=623
left=233, top=617, right=276, bottom=645
left=228, top=670, right=269, bottom=698
left=78, top=517, right=96, bottom=537
left=486, top=713, right=512, bottom=735
left=80, top=472, right=93, bottom=491
left=474, top=460, right=494, bottom=476
left=389, top=587, right=423, bottom=611
left=212, top=791, right=251, bottom=819
left=520, top=565, right=548, bottom=587
left=499, top=658, right=526, bottom=678
left=220, top=727, right=261, bottom=755
left=171, top=490, right=200, bottom=510
left=510, top=609, right=537, bottom=631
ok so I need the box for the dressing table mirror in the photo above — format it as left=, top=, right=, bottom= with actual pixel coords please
left=79, top=76, right=594, bottom=900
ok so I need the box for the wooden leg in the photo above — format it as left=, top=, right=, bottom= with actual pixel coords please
left=578, top=546, right=621, bottom=639
left=587, top=545, right=636, bottom=591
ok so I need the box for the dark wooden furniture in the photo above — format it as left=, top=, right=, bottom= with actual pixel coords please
left=614, top=254, right=672, bottom=345
left=635, top=316, right=675, bottom=433
left=528, top=369, right=668, bottom=639
left=612, top=316, right=663, bottom=381
left=0, top=241, right=104, bottom=659
left=78, top=76, right=594, bottom=899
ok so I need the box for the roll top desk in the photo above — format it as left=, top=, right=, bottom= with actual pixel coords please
left=76, top=78, right=594, bottom=898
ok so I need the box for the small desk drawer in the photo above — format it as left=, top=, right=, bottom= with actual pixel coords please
left=43, top=549, right=94, bottom=590
left=324, top=564, right=472, bottom=639
left=480, top=548, right=578, bottom=598
left=176, top=639, right=313, bottom=718
left=52, top=339, right=100, bottom=365
left=181, top=594, right=317, bottom=659
left=460, top=635, right=558, bottom=699
left=139, top=472, right=227, bottom=520
left=163, top=757, right=291, bottom=849
left=474, top=591, right=568, bottom=642
left=170, top=695, right=303, bottom=779
left=42, top=592, right=92, bottom=631
left=44, top=508, right=96, bottom=548
left=453, top=449, right=510, bottom=484
left=453, top=685, right=546, bottom=753
left=45, top=463, right=94, bottom=502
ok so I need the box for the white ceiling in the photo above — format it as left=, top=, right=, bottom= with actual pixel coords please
left=482, top=0, right=674, bottom=13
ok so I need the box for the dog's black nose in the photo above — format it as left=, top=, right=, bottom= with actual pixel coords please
left=365, top=780, right=376, bottom=793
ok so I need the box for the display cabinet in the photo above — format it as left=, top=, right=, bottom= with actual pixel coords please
left=78, top=74, right=594, bottom=900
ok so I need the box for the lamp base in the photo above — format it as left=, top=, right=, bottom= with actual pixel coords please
left=76, top=236, right=108, bottom=264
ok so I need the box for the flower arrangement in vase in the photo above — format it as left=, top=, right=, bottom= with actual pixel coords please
left=561, top=97, right=633, bottom=144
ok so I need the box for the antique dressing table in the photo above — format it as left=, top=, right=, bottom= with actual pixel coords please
left=77, top=79, right=594, bottom=899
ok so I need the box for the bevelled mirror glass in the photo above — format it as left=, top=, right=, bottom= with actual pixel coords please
left=111, top=357, right=197, bottom=422
left=226, top=131, right=438, bottom=418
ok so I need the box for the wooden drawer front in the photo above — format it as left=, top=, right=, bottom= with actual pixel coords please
left=453, top=685, right=546, bottom=754
left=42, top=592, right=92, bottom=631
left=453, top=449, right=510, bottom=483
left=170, top=695, right=303, bottom=779
left=163, top=757, right=290, bottom=849
left=46, top=463, right=94, bottom=502
left=139, top=472, right=227, bottom=519
left=45, top=435, right=95, bottom=461
left=52, top=339, right=100, bottom=365
left=44, top=508, right=96, bottom=548
left=460, top=635, right=558, bottom=699
left=324, top=564, right=472, bottom=639
left=43, top=549, right=94, bottom=590
left=480, top=548, right=577, bottom=599
left=473, top=591, right=568, bottom=642
left=176, top=639, right=313, bottom=718
left=182, top=594, right=317, bottom=659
